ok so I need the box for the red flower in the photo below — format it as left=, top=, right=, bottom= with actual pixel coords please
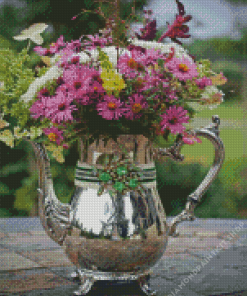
left=158, top=0, right=192, bottom=45
left=135, top=20, right=157, bottom=41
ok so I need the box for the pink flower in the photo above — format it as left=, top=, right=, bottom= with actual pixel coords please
left=33, top=46, right=50, bottom=56
left=96, top=95, right=128, bottom=120
left=195, top=77, right=212, bottom=89
left=62, top=64, right=98, bottom=88
left=44, top=91, right=78, bottom=123
left=182, top=131, right=202, bottom=145
left=30, top=97, right=48, bottom=119
left=117, top=49, right=146, bottom=79
left=43, top=127, right=64, bottom=145
left=37, top=88, right=50, bottom=99
left=82, top=34, right=110, bottom=50
left=160, top=105, right=190, bottom=134
left=165, top=56, right=198, bottom=81
left=124, top=94, right=149, bottom=120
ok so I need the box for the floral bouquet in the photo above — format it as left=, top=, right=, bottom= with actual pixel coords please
left=0, top=0, right=227, bottom=163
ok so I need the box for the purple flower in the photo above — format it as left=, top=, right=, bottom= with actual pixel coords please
left=165, top=56, right=198, bottom=81
left=43, top=127, right=64, bottom=145
left=96, top=95, right=128, bottom=120
left=160, top=105, right=190, bottom=134
left=195, top=77, right=212, bottom=89
left=30, top=98, right=47, bottom=119
left=124, top=94, right=149, bottom=120
left=33, top=46, right=50, bottom=56
left=44, top=91, right=78, bottom=123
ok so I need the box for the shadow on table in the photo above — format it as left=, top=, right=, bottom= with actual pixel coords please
left=73, top=280, right=148, bottom=296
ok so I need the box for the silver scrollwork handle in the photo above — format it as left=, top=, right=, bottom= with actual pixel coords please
left=153, top=115, right=225, bottom=237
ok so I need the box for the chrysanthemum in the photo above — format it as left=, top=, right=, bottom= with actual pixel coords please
left=43, top=127, right=64, bottom=145
left=165, top=56, right=198, bottom=81
left=44, top=91, right=78, bottom=123
left=117, top=49, right=147, bottom=79
left=96, top=95, right=128, bottom=120
left=124, top=94, right=149, bottom=120
left=63, top=64, right=99, bottom=88
left=160, top=105, right=190, bottom=134
left=82, top=34, right=110, bottom=50
left=195, top=76, right=212, bottom=89
left=30, top=97, right=48, bottom=119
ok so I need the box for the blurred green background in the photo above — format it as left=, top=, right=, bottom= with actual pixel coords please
left=0, top=0, right=246, bottom=219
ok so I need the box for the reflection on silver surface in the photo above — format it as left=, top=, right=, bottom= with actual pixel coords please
left=24, top=118, right=225, bottom=295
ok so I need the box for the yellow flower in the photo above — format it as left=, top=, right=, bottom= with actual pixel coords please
left=100, top=69, right=126, bottom=92
left=0, top=130, right=14, bottom=148
left=45, top=143, right=65, bottom=163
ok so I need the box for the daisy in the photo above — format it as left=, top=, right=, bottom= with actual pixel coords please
left=160, top=105, right=190, bottom=134
left=124, top=94, right=149, bottom=120
left=44, top=91, right=78, bottom=123
left=165, top=56, right=198, bottom=81
left=96, top=95, right=128, bottom=120
left=43, top=127, right=64, bottom=145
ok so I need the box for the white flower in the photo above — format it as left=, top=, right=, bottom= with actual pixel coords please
left=20, top=65, right=63, bottom=104
left=202, top=86, right=224, bottom=110
left=13, top=23, right=48, bottom=45
left=128, top=38, right=193, bottom=61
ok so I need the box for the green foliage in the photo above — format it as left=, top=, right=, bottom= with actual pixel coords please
left=0, top=48, right=36, bottom=119
left=155, top=157, right=243, bottom=218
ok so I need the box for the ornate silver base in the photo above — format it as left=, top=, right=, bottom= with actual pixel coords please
left=71, top=270, right=156, bottom=295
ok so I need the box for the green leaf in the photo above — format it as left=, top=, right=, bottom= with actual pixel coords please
left=0, top=182, right=11, bottom=195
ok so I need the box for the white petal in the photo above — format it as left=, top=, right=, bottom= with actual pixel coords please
left=30, top=33, right=43, bottom=45
left=13, top=34, right=28, bottom=41
left=27, top=23, right=48, bottom=34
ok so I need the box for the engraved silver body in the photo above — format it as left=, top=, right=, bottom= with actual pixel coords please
left=24, top=115, right=225, bottom=295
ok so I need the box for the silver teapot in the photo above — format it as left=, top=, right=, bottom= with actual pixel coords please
left=25, top=115, right=225, bottom=295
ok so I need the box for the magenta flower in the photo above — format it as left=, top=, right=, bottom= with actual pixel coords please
left=182, top=131, right=202, bottom=145
left=158, top=0, right=192, bottom=45
left=195, top=77, right=212, bottom=89
left=62, top=64, right=99, bottom=88
left=33, top=46, right=50, bottom=56
left=135, top=19, right=157, bottom=41
left=30, top=97, right=48, bottom=119
left=160, top=105, right=190, bottom=134
left=43, top=127, right=64, bottom=145
left=96, top=95, right=128, bottom=120
left=124, top=94, right=149, bottom=120
left=44, top=91, right=78, bottom=123
left=37, top=87, right=50, bottom=99
left=117, top=49, right=146, bottom=79
left=34, top=36, right=66, bottom=56
left=165, top=56, right=198, bottom=81
left=82, top=34, right=110, bottom=50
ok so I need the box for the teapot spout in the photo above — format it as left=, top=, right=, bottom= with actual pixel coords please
left=25, top=139, right=71, bottom=245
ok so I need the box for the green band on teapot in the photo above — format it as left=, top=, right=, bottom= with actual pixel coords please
left=74, top=161, right=157, bottom=189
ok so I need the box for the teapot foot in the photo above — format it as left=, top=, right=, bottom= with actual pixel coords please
left=138, top=274, right=157, bottom=296
left=73, top=274, right=95, bottom=295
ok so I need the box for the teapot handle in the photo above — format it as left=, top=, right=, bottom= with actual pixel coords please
left=153, top=115, right=225, bottom=237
